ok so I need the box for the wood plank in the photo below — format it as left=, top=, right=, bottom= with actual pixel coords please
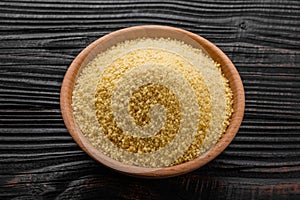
left=0, top=0, right=299, bottom=199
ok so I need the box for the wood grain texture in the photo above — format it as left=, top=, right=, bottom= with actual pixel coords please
left=0, top=0, right=299, bottom=199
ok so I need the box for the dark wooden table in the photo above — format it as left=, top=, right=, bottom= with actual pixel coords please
left=1, top=0, right=300, bottom=199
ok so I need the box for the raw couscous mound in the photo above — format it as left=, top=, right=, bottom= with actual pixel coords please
left=72, top=38, right=233, bottom=167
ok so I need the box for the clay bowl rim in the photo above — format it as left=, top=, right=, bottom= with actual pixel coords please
left=60, top=25, right=245, bottom=178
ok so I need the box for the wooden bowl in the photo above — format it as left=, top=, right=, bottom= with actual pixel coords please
left=60, top=25, right=245, bottom=178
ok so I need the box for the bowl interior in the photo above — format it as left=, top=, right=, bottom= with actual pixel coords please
left=60, top=25, right=245, bottom=178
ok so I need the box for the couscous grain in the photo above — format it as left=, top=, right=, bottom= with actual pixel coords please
left=72, top=38, right=233, bottom=167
